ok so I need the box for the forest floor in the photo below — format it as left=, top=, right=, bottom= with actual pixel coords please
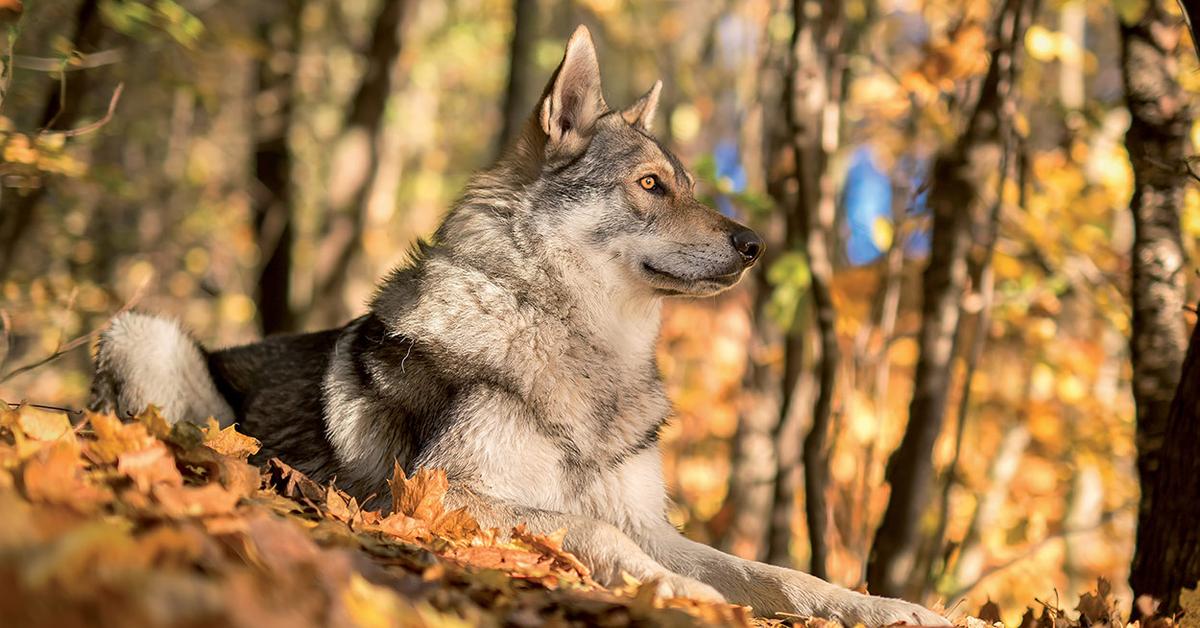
left=0, top=403, right=1180, bottom=628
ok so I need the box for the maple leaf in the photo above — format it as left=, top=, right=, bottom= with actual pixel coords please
left=375, top=511, right=429, bottom=543
left=202, top=419, right=261, bottom=460
left=390, top=464, right=450, bottom=521
left=15, top=406, right=73, bottom=442
left=511, top=525, right=590, bottom=581
left=153, top=482, right=242, bottom=518
left=135, top=406, right=172, bottom=440
left=116, top=440, right=183, bottom=492
left=324, top=484, right=364, bottom=524
left=21, top=439, right=111, bottom=512
left=267, top=457, right=325, bottom=504
left=1076, top=578, right=1122, bottom=628
left=85, top=412, right=157, bottom=464
left=173, top=441, right=261, bottom=497
left=380, top=464, right=482, bottom=545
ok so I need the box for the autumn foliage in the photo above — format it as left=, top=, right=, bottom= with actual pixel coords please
left=0, top=404, right=758, bottom=627
left=2, top=402, right=1196, bottom=627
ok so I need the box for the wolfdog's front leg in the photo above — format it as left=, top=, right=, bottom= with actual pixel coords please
left=446, top=489, right=725, bottom=603
left=638, top=521, right=950, bottom=625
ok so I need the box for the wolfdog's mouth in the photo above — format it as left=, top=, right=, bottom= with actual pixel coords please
left=640, top=261, right=741, bottom=295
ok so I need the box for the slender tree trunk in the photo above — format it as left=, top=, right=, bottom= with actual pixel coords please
left=782, top=0, right=847, bottom=580
left=311, top=0, right=412, bottom=325
left=751, top=11, right=804, bottom=568
left=867, top=0, right=1035, bottom=598
left=253, top=3, right=301, bottom=335
left=926, top=130, right=1015, bottom=596
left=766, top=331, right=809, bottom=568
left=0, top=0, right=104, bottom=282
left=1122, top=1, right=1194, bottom=616
left=495, top=0, right=537, bottom=157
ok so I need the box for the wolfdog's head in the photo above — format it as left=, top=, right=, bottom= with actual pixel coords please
left=452, top=26, right=762, bottom=301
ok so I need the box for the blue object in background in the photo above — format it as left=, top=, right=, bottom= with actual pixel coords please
left=844, top=147, right=893, bottom=265
left=714, top=139, right=746, bottom=218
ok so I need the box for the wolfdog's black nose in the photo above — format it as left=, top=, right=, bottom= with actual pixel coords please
left=731, top=228, right=764, bottom=265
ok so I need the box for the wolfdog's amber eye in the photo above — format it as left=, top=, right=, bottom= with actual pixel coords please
left=639, top=175, right=659, bottom=191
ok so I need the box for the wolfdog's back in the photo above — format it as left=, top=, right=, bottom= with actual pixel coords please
left=208, top=325, right=344, bottom=476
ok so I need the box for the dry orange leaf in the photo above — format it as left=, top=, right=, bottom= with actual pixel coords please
left=512, top=524, right=590, bottom=581
left=21, top=439, right=111, bottom=512
left=117, top=441, right=183, bottom=492
left=390, top=464, right=451, bottom=521
left=203, top=420, right=262, bottom=460
left=15, top=406, right=73, bottom=442
left=153, top=482, right=242, bottom=518
left=86, top=412, right=156, bottom=464
left=267, top=457, right=325, bottom=503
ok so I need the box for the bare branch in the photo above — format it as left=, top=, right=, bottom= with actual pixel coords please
left=42, top=81, right=123, bottom=138
left=12, top=48, right=123, bottom=72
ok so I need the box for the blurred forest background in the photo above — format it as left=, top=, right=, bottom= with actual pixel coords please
left=2, top=0, right=1199, bottom=621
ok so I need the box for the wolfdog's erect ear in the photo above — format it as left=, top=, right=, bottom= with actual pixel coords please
left=539, top=25, right=606, bottom=155
left=621, top=81, right=662, bottom=132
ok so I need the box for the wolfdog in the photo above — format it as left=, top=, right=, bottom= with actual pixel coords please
left=90, top=26, right=948, bottom=626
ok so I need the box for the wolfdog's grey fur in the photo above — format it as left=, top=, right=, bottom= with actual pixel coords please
left=90, top=26, right=948, bottom=626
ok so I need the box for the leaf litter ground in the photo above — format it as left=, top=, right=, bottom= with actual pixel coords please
left=0, top=403, right=1189, bottom=628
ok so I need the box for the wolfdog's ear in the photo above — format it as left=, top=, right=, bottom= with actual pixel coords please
left=539, top=25, right=606, bottom=155
left=621, top=81, right=661, bottom=132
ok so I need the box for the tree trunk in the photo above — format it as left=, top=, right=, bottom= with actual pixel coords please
left=1130, top=300, right=1200, bottom=616
left=1122, top=1, right=1193, bottom=616
left=311, top=0, right=412, bottom=326
left=495, top=0, right=537, bottom=157
left=0, top=0, right=105, bottom=282
left=753, top=17, right=801, bottom=569
left=252, top=3, right=301, bottom=335
left=866, top=0, right=1035, bottom=598
left=779, top=0, right=846, bottom=578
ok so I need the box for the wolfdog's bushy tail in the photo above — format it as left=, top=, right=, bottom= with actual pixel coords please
left=89, top=312, right=234, bottom=426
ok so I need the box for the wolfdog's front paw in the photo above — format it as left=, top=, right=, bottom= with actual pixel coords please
left=650, top=572, right=726, bottom=604
left=833, top=595, right=950, bottom=627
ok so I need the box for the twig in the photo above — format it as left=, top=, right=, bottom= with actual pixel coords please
left=42, top=81, right=123, bottom=138
left=0, top=331, right=94, bottom=384
left=40, top=55, right=69, bottom=131
left=3, top=400, right=84, bottom=418
left=11, top=48, right=122, bottom=72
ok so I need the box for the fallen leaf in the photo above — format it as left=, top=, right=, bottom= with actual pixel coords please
left=117, top=441, right=183, bottom=492
left=512, top=525, right=589, bottom=581
left=173, top=442, right=260, bottom=497
left=136, top=406, right=172, bottom=440
left=21, top=439, right=110, bottom=512
left=153, top=482, right=242, bottom=518
left=203, top=421, right=261, bottom=460
left=16, top=406, right=73, bottom=442
left=390, top=465, right=450, bottom=522
left=268, top=458, right=325, bottom=504
left=86, top=413, right=156, bottom=464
